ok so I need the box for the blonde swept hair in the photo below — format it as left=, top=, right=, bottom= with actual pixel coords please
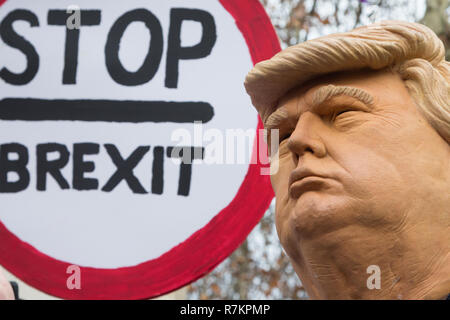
left=244, top=20, right=450, bottom=143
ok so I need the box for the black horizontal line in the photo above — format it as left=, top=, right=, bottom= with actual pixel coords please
left=0, top=98, right=214, bottom=123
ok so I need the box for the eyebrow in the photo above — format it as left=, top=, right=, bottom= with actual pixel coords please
left=312, top=85, right=374, bottom=107
left=264, top=85, right=374, bottom=130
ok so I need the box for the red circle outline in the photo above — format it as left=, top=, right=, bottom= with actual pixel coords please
left=0, top=0, right=280, bottom=299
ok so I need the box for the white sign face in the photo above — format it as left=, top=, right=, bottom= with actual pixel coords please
left=0, top=0, right=278, bottom=299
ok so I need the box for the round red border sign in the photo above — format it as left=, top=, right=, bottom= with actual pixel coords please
left=0, top=0, right=280, bottom=299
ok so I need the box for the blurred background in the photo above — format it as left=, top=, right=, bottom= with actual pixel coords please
left=186, top=0, right=450, bottom=300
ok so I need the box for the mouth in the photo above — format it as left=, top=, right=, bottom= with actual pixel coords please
left=289, top=176, right=329, bottom=199
left=288, top=169, right=332, bottom=199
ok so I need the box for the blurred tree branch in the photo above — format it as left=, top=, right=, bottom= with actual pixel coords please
left=420, top=0, right=450, bottom=59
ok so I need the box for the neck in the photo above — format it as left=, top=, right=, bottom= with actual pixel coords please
left=291, top=222, right=450, bottom=300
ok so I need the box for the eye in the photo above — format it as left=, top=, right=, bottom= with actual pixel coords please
left=333, top=108, right=356, bottom=121
left=336, top=109, right=352, bottom=116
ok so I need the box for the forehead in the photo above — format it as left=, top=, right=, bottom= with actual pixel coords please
left=276, top=68, right=406, bottom=111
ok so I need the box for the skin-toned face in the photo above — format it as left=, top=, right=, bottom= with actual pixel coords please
left=0, top=269, right=13, bottom=300
left=265, top=68, right=450, bottom=299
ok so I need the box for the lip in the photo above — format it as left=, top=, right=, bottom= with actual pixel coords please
left=288, top=169, right=331, bottom=199
left=288, top=168, right=328, bottom=186
left=289, top=176, right=329, bottom=198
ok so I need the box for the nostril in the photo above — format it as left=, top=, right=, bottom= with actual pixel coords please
left=304, top=146, right=314, bottom=154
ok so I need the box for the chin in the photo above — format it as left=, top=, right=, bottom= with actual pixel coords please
left=288, top=191, right=355, bottom=238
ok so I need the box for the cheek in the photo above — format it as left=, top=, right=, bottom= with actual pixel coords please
left=330, top=137, right=415, bottom=228
left=274, top=199, right=285, bottom=239
left=274, top=198, right=297, bottom=258
left=331, top=118, right=412, bottom=196
left=270, top=150, right=293, bottom=193
left=338, top=142, right=405, bottom=197
left=270, top=154, right=295, bottom=241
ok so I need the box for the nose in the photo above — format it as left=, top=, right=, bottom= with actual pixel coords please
left=287, top=112, right=327, bottom=159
